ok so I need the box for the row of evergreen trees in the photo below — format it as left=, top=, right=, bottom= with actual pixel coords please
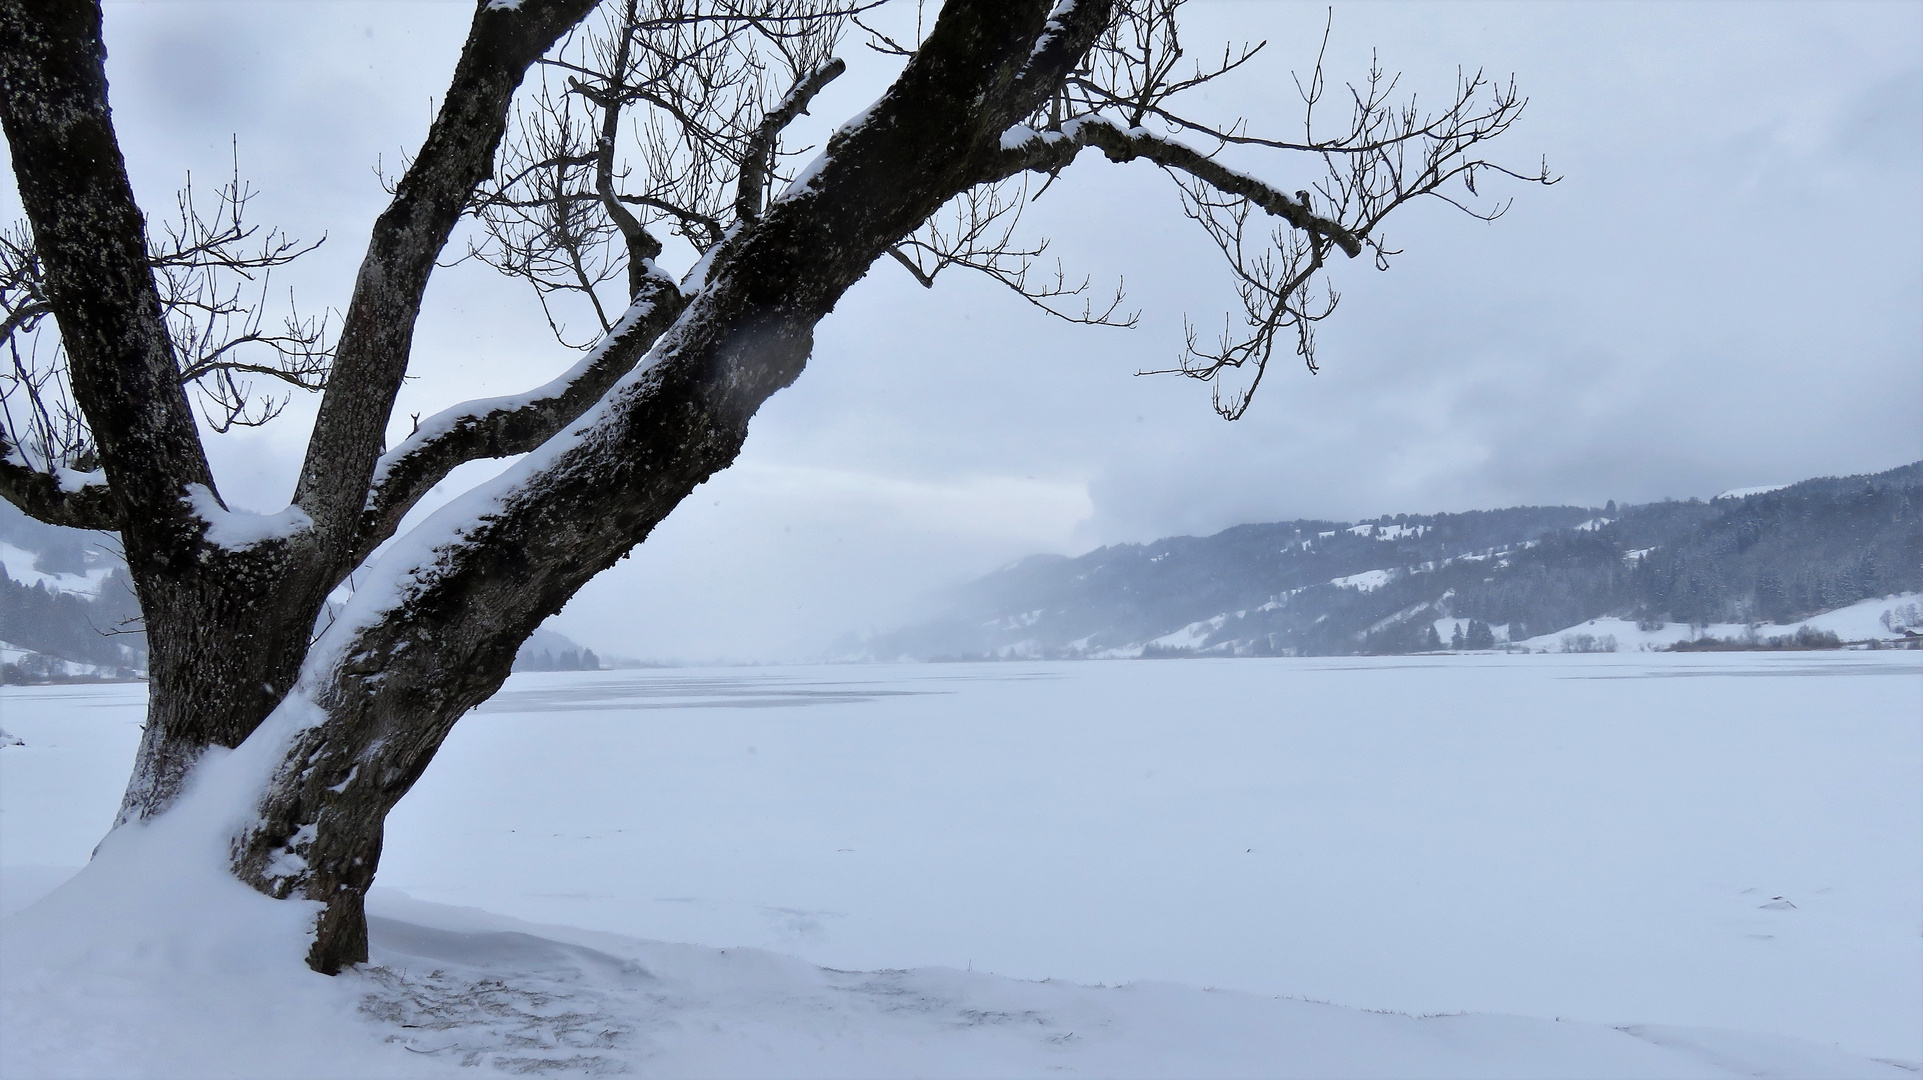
left=1630, top=482, right=1916, bottom=625
left=1416, top=620, right=1496, bottom=651
left=514, top=647, right=601, bottom=672
left=0, top=571, right=144, bottom=669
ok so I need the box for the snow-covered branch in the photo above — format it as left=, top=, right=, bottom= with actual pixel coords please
left=352, top=269, right=686, bottom=572
left=292, top=0, right=602, bottom=542
left=983, top=3, right=1550, bottom=419
left=736, top=57, right=847, bottom=223
left=0, top=438, right=118, bottom=530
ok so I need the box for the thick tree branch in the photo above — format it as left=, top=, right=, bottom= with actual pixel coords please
left=349, top=267, right=686, bottom=572
left=241, top=0, right=1117, bottom=974
left=1005, top=0, right=1116, bottom=112
left=292, top=0, right=599, bottom=547
left=589, top=0, right=667, bottom=293
left=0, top=300, right=49, bottom=344
left=991, top=120, right=1363, bottom=257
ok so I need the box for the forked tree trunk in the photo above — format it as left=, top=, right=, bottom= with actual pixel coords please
left=226, top=3, right=1108, bottom=974
left=6, top=0, right=1445, bottom=977
left=0, top=0, right=1108, bottom=975
left=0, top=0, right=600, bottom=831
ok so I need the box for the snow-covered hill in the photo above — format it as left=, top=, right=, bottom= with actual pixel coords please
left=1511, top=592, right=1923, bottom=653
left=842, top=462, right=1922, bottom=660
left=0, top=542, right=115, bottom=599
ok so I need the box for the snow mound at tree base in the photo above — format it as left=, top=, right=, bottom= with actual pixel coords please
left=4, top=869, right=1911, bottom=1079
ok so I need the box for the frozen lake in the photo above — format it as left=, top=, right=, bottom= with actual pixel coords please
left=3, top=652, right=1919, bottom=1063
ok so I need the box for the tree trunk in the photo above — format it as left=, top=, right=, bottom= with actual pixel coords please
left=226, top=1, right=1108, bottom=975
left=1, top=0, right=599, bottom=829
left=117, top=550, right=327, bottom=823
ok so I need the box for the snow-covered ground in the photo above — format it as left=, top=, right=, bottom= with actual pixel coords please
left=1511, top=592, right=1923, bottom=652
left=3, top=653, right=1919, bottom=1077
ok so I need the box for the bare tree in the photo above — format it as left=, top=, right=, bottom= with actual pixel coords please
left=2, top=147, right=332, bottom=512
left=0, top=0, right=1548, bottom=974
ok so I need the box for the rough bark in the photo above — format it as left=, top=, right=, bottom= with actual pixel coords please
left=986, top=120, right=1363, bottom=256
left=0, top=453, right=120, bottom=530
left=348, top=267, right=686, bottom=575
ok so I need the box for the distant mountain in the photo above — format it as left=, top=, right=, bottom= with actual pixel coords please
left=838, top=462, right=1923, bottom=660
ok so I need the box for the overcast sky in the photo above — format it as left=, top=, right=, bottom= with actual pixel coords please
left=11, top=1, right=1920, bottom=659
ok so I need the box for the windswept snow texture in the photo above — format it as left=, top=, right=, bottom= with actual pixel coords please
left=3, top=654, right=1919, bottom=1077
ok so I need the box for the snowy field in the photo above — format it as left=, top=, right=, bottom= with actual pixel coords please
left=2, top=652, right=1919, bottom=1077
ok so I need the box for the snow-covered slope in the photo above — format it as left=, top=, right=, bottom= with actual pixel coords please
left=1513, top=592, right=1923, bottom=652
left=0, top=543, right=114, bottom=599
left=1716, top=484, right=1791, bottom=500
left=0, top=641, right=127, bottom=680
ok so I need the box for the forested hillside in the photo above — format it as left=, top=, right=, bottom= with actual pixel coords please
left=845, top=462, right=1923, bottom=660
left=0, top=503, right=144, bottom=679
left=7, top=464, right=1918, bottom=673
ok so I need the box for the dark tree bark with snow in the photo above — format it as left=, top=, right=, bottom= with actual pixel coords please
left=0, top=0, right=1546, bottom=973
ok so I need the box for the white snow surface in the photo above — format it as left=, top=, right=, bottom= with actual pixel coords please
left=1145, top=614, right=1229, bottom=651
left=0, top=641, right=123, bottom=679
left=183, top=484, right=314, bottom=550
left=3, top=655, right=1919, bottom=1077
left=51, top=467, right=105, bottom=494
left=1330, top=567, right=1397, bottom=592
